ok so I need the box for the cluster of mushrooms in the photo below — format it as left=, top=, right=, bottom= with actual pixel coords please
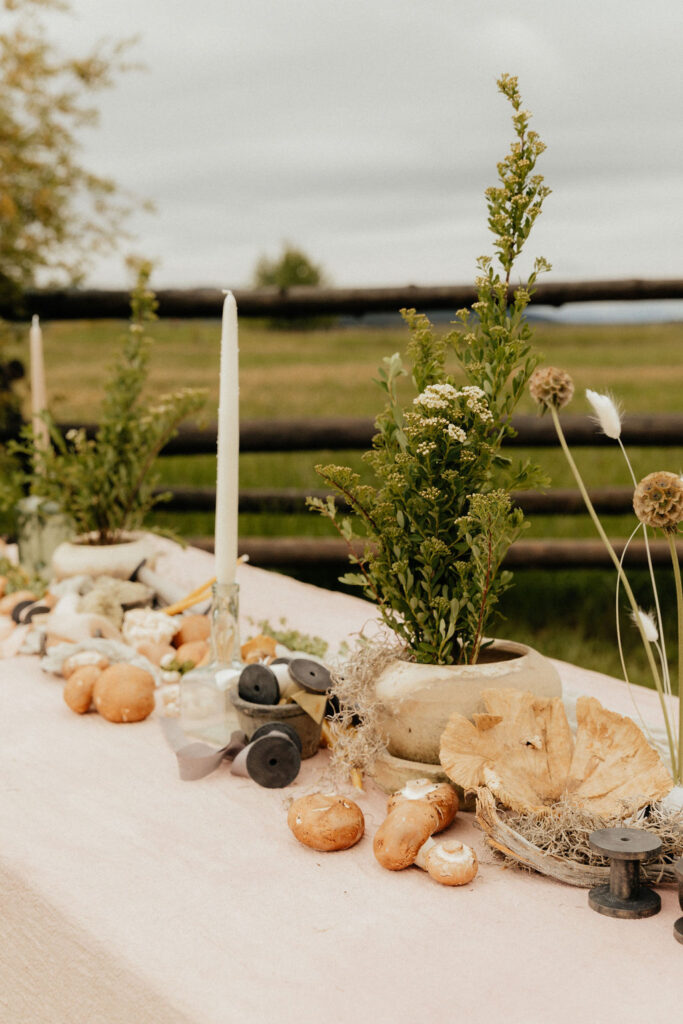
left=288, top=779, right=478, bottom=887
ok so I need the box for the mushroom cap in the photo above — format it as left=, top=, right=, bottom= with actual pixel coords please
left=92, top=664, right=156, bottom=723
left=175, top=640, right=210, bottom=668
left=387, top=779, right=458, bottom=833
left=440, top=688, right=672, bottom=815
left=173, top=614, right=211, bottom=647
left=565, top=696, right=672, bottom=815
left=136, top=641, right=176, bottom=667
left=440, top=689, right=573, bottom=812
left=63, top=665, right=102, bottom=714
left=288, top=793, right=364, bottom=851
left=373, top=801, right=442, bottom=871
left=423, top=839, right=478, bottom=886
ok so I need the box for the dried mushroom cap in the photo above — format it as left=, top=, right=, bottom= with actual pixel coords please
left=440, top=689, right=573, bottom=813
left=633, top=471, right=683, bottom=532
left=288, top=793, right=364, bottom=851
left=565, top=697, right=673, bottom=815
left=440, top=688, right=672, bottom=816
left=241, top=634, right=278, bottom=664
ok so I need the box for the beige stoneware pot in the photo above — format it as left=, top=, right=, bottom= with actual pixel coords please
left=373, top=638, right=562, bottom=766
left=51, top=532, right=154, bottom=580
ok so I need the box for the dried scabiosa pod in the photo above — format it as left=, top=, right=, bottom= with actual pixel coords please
left=633, top=471, right=683, bottom=532
left=528, top=366, right=574, bottom=411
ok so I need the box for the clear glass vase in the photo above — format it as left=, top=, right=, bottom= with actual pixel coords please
left=15, top=495, right=73, bottom=578
left=179, top=582, right=243, bottom=745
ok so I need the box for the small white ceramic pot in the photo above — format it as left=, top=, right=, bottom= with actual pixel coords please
left=374, top=639, right=562, bottom=764
left=51, top=532, right=154, bottom=580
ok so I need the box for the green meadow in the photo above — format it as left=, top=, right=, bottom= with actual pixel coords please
left=6, top=316, right=683, bottom=682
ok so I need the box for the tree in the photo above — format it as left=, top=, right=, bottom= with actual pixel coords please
left=0, top=0, right=138, bottom=305
left=253, top=244, right=326, bottom=290
left=253, top=244, right=332, bottom=329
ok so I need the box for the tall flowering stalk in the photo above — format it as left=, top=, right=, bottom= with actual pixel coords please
left=309, top=75, right=550, bottom=665
left=529, top=370, right=682, bottom=783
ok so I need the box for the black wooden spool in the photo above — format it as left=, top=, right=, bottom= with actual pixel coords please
left=588, top=827, right=662, bottom=920
left=674, top=857, right=683, bottom=945
left=238, top=663, right=280, bottom=705
left=245, top=733, right=301, bottom=789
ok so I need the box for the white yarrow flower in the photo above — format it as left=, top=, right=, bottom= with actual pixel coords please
left=630, top=608, right=659, bottom=643
left=585, top=389, right=622, bottom=440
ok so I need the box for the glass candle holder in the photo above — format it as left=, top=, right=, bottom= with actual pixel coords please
left=179, top=582, right=243, bottom=746
left=15, top=495, right=73, bottom=578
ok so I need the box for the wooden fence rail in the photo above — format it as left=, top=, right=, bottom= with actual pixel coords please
left=3, top=412, right=680, bottom=452
left=3, top=278, right=683, bottom=321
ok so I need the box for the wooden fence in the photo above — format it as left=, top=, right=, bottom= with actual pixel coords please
left=5, top=413, right=676, bottom=570
left=2, top=280, right=681, bottom=571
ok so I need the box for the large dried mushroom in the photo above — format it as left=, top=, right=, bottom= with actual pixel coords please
left=440, top=688, right=672, bottom=816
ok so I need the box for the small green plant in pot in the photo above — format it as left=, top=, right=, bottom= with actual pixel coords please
left=309, top=75, right=551, bottom=668
left=3, top=261, right=205, bottom=574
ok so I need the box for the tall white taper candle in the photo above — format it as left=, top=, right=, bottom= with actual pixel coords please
left=29, top=314, right=49, bottom=450
left=214, top=291, right=240, bottom=585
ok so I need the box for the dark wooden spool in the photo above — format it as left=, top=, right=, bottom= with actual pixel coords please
left=674, top=857, right=683, bottom=944
left=588, top=828, right=662, bottom=920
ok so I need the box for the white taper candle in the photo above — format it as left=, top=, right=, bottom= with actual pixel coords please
left=214, top=291, right=240, bottom=585
left=29, top=314, right=49, bottom=449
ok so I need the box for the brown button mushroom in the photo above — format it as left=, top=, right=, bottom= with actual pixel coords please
left=414, top=837, right=478, bottom=886
left=63, top=665, right=102, bottom=714
left=288, top=793, right=365, bottom=851
left=175, top=640, right=210, bottom=668
left=374, top=779, right=458, bottom=871
left=136, top=641, right=176, bottom=667
left=92, top=664, right=156, bottom=723
left=173, top=614, right=210, bottom=647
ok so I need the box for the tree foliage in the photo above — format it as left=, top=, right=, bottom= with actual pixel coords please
left=0, top=0, right=138, bottom=303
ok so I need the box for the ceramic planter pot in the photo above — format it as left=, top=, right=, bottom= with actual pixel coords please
left=51, top=532, right=154, bottom=581
left=373, top=639, right=562, bottom=765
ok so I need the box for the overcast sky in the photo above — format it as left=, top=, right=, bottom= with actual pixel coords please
left=45, top=1, right=683, bottom=290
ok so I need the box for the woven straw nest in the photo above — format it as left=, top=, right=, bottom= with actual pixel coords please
left=440, top=688, right=680, bottom=886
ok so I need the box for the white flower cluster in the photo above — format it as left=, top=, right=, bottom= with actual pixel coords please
left=460, top=385, right=493, bottom=423
left=416, top=441, right=437, bottom=456
left=446, top=424, right=467, bottom=443
left=413, top=383, right=493, bottom=425
left=413, top=383, right=460, bottom=410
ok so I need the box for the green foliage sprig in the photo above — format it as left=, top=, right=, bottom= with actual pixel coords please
left=4, top=261, right=206, bottom=545
left=308, top=75, right=550, bottom=665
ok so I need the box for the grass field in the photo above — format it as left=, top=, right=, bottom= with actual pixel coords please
left=5, top=315, right=682, bottom=683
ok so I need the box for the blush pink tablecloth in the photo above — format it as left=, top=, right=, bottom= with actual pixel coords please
left=1, top=542, right=681, bottom=1024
